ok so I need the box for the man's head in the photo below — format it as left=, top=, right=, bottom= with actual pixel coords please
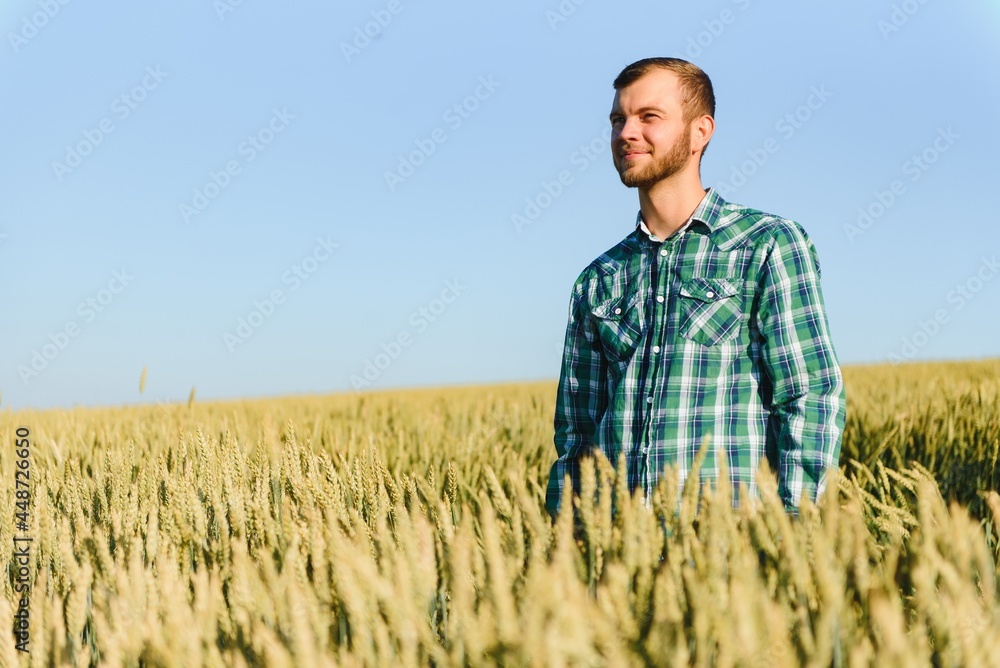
left=609, top=57, right=715, bottom=189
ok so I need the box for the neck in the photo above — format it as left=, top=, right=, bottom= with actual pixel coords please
left=637, top=174, right=707, bottom=239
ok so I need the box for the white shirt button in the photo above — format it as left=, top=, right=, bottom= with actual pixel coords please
left=706, top=291, right=715, bottom=298
left=656, top=295, right=664, bottom=303
left=614, top=307, right=622, bottom=315
left=646, top=396, right=653, bottom=404
left=660, top=249, right=668, bottom=257
left=652, top=346, right=660, bottom=353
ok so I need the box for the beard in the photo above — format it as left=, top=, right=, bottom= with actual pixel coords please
left=615, top=124, right=692, bottom=189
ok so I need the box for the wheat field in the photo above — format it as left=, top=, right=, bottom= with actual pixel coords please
left=2, top=359, right=999, bottom=667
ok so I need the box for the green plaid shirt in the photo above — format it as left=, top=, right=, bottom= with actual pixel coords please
left=546, top=187, right=846, bottom=518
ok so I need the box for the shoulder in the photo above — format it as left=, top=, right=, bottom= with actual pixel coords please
left=589, top=226, right=644, bottom=273
left=710, top=199, right=815, bottom=253
left=569, top=230, right=642, bottom=300
left=707, top=193, right=825, bottom=279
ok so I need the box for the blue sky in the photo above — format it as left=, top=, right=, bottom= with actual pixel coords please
left=2, top=0, right=998, bottom=410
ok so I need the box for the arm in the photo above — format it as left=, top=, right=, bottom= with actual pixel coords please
left=545, top=276, right=609, bottom=520
left=757, top=222, right=846, bottom=511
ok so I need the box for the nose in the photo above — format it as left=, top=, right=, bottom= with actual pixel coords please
left=615, top=115, right=642, bottom=146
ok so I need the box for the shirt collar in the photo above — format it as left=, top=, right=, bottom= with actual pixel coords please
left=635, top=187, right=725, bottom=243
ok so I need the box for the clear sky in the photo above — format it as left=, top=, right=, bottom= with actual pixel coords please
left=2, top=0, right=998, bottom=410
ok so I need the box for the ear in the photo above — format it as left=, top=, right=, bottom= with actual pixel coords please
left=691, top=115, right=715, bottom=152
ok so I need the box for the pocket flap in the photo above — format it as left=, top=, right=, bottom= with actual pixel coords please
left=679, top=278, right=742, bottom=302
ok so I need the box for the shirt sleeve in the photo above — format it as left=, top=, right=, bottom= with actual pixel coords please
left=756, top=221, right=846, bottom=511
left=545, top=275, right=609, bottom=520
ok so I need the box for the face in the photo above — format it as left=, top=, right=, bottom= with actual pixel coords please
left=609, top=69, right=698, bottom=189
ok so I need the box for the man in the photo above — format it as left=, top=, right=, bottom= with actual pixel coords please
left=545, top=57, right=846, bottom=519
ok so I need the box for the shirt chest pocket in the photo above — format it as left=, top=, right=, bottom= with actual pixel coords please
left=589, top=292, right=645, bottom=363
left=678, top=278, right=744, bottom=346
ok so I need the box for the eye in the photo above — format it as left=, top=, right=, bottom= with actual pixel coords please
left=642, top=113, right=659, bottom=121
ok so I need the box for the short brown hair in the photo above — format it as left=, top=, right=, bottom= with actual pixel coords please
left=612, top=57, right=715, bottom=123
